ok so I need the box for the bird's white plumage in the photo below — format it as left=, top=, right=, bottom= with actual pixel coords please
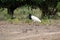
left=31, top=15, right=41, bottom=22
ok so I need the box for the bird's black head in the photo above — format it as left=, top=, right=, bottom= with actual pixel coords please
left=29, top=14, right=32, bottom=20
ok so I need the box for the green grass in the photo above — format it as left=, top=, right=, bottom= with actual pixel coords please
left=0, top=6, right=60, bottom=24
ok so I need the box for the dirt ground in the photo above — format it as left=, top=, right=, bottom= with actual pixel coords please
left=0, top=20, right=60, bottom=40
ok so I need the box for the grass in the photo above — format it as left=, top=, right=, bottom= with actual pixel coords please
left=0, top=6, right=60, bottom=24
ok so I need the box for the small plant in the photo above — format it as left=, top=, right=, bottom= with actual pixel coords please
left=7, top=18, right=20, bottom=24
left=24, top=19, right=32, bottom=23
left=41, top=18, right=51, bottom=25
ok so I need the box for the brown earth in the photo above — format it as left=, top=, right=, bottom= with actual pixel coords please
left=0, top=20, right=60, bottom=40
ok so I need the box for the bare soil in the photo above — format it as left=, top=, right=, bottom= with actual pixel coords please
left=0, top=20, right=60, bottom=40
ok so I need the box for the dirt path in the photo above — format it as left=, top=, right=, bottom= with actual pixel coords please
left=12, top=32, right=60, bottom=39
left=0, top=21, right=60, bottom=40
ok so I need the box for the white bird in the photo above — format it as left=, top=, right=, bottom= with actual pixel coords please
left=29, top=14, right=41, bottom=22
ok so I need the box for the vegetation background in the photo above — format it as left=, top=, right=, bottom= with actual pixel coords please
left=0, top=0, right=60, bottom=24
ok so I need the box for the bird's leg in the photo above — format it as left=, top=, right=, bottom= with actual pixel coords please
left=33, top=21, right=36, bottom=25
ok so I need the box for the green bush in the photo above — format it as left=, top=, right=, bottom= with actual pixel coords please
left=57, top=2, right=60, bottom=12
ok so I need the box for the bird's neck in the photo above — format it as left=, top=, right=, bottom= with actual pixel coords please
left=29, top=15, right=32, bottom=20
left=29, top=17, right=32, bottom=19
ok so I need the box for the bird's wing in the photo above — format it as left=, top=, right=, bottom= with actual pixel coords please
left=31, top=15, right=41, bottom=22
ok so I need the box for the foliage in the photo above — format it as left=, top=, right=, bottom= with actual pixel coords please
left=0, top=0, right=60, bottom=19
left=0, top=6, right=60, bottom=24
left=57, top=2, right=60, bottom=12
